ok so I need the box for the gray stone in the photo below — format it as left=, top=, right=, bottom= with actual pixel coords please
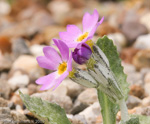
left=67, top=114, right=87, bottom=124
left=142, top=97, right=150, bottom=106
left=134, top=34, right=150, bottom=49
left=79, top=102, right=101, bottom=124
left=12, top=38, right=30, bottom=57
left=8, top=74, right=29, bottom=90
left=77, top=89, right=98, bottom=106
left=62, top=79, right=84, bottom=98
left=11, top=55, right=45, bottom=82
left=144, top=83, right=150, bottom=96
left=107, top=33, right=127, bottom=52
left=29, top=44, right=45, bottom=57
left=121, top=21, right=148, bottom=43
left=122, top=62, right=136, bottom=75
left=140, top=13, right=150, bottom=31
left=126, top=95, right=142, bottom=109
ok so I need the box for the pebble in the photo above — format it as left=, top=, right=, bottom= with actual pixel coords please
left=121, top=21, right=148, bottom=44
left=133, top=34, right=150, bottom=49
left=79, top=102, right=101, bottom=124
left=77, top=89, right=98, bottom=106
left=126, top=95, right=142, bottom=109
left=67, top=114, right=87, bottom=124
left=144, top=83, right=150, bottom=97
left=8, top=74, right=29, bottom=90
left=144, top=72, right=150, bottom=84
left=11, top=37, right=30, bottom=57
left=11, top=55, right=45, bottom=82
left=140, top=13, right=150, bottom=31
left=107, top=33, right=127, bottom=52
left=27, top=84, right=38, bottom=95
left=126, top=72, right=143, bottom=86
left=29, top=44, right=45, bottom=57
left=122, top=62, right=136, bottom=75
left=132, top=50, right=150, bottom=70
left=142, top=97, right=150, bottom=106
left=62, top=79, right=84, bottom=98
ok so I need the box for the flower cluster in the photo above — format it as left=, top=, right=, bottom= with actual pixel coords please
left=36, top=9, right=104, bottom=90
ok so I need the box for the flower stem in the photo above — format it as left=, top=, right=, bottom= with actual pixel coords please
left=118, top=99, right=129, bottom=122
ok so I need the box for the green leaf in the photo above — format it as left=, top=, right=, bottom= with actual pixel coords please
left=96, top=35, right=129, bottom=99
left=19, top=91, right=71, bottom=124
left=96, top=36, right=129, bottom=124
left=131, top=115, right=150, bottom=124
left=120, top=117, right=139, bottom=124
left=97, top=90, right=119, bottom=124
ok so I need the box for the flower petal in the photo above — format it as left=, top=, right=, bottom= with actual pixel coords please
left=43, top=46, right=62, bottom=64
left=37, top=72, right=58, bottom=90
left=67, top=52, right=73, bottom=72
left=59, top=25, right=82, bottom=47
left=53, top=71, right=69, bottom=90
left=36, top=56, right=58, bottom=70
left=53, top=39, right=69, bottom=61
left=88, top=16, right=104, bottom=38
left=82, top=9, right=99, bottom=33
left=36, top=71, right=57, bottom=85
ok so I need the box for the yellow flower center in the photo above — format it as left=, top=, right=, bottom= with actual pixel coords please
left=58, top=62, right=67, bottom=75
left=77, top=32, right=89, bottom=42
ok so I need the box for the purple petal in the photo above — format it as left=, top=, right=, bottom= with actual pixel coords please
left=88, top=16, right=104, bottom=38
left=36, top=71, right=57, bottom=85
left=82, top=9, right=99, bottom=33
left=38, top=72, right=58, bottom=90
left=59, top=25, right=82, bottom=47
left=67, top=52, right=73, bottom=72
left=36, top=56, right=58, bottom=70
left=43, top=46, right=62, bottom=64
left=53, top=39, right=69, bottom=61
left=53, top=71, right=69, bottom=90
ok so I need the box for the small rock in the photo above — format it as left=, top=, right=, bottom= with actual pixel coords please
left=132, top=50, right=150, bottom=70
left=144, top=72, right=150, bottom=84
left=120, top=47, right=139, bottom=63
left=126, top=95, right=142, bottom=109
left=29, top=44, right=44, bottom=57
left=144, top=83, right=150, bottom=96
left=71, top=100, right=88, bottom=115
left=12, top=55, right=45, bottom=82
left=8, top=74, right=29, bottom=90
left=68, top=114, right=87, bottom=124
left=129, top=84, right=145, bottom=99
left=107, top=33, right=127, bottom=52
left=0, top=79, right=11, bottom=99
left=126, top=72, right=143, bottom=86
left=0, top=1, right=11, bottom=15
left=32, top=91, right=73, bottom=113
left=140, top=13, right=150, bottom=31
left=12, top=38, right=30, bottom=57
left=121, top=21, right=148, bottom=44
left=62, top=79, right=84, bottom=98
left=122, top=62, right=136, bottom=75
left=141, top=107, right=150, bottom=116
left=10, top=94, right=23, bottom=106
left=79, top=102, right=101, bottom=124
left=142, top=97, right=150, bottom=106
left=77, top=89, right=98, bottom=106
left=133, top=34, right=150, bottom=49
left=0, top=97, right=8, bottom=107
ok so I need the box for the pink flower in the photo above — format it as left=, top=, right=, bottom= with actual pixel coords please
left=36, top=39, right=72, bottom=90
left=59, top=9, right=104, bottom=48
